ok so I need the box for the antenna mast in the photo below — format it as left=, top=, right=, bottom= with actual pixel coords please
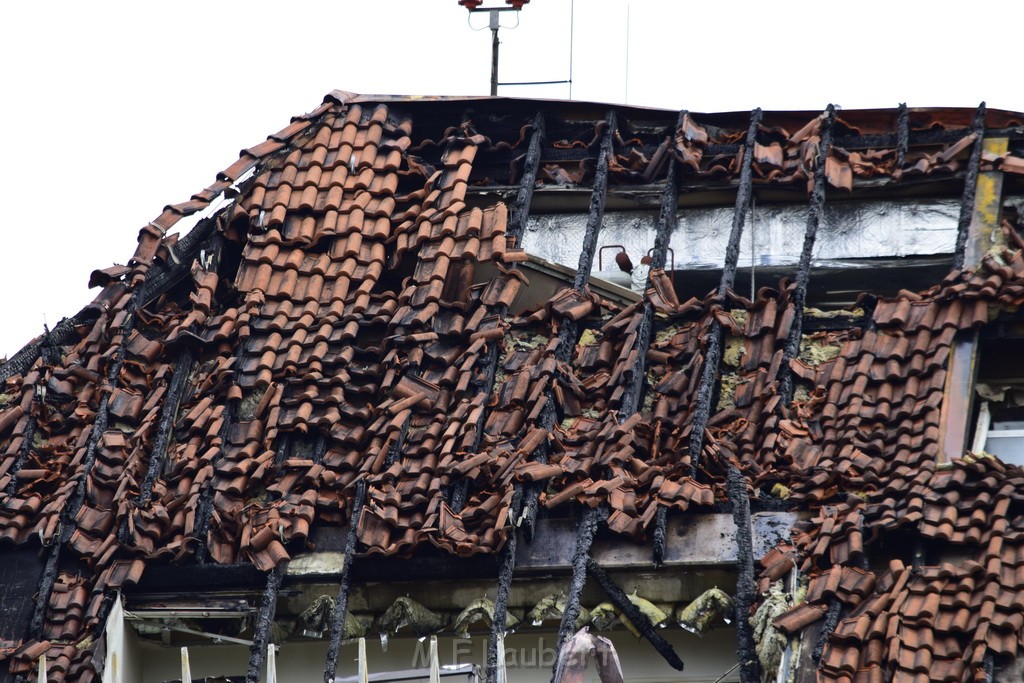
left=459, top=1, right=530, bottom=96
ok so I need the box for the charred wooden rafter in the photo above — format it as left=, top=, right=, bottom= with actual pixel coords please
left=551, top=505, right=608, bottom=682
left=138, top=347, right=195, bottom=506
left=521, top=110, right=617, bottom=538
left=952, top=102, right=988, bottom=271
left=488, top=113, right=616, bottom=683
left=116, top=346, right=197, bottom=548
left=323, top=480, right=367, bottom=682
left=509, top=113, right=547, bottom=243
left=688, top=109, right=763, bottom=478
left=895, top=103, right=909, bottom=171
left=246, top=564, right=286, bottom=683
left=727, top=465, right=760, bottom=683
left=778, top=105, right=836, bottom=404
left=30, top=299, right=140, bottom=638
left=485, top=487, right=522, bottom=683
left=619, top=111, right=684, bottom=419
left=3, top=417, right=36, bottom=498
left=193, top=398, right=239, bottom=565
left=586, top=559, right=684, bottom=670
left=448, top=112, right=545, bottom=514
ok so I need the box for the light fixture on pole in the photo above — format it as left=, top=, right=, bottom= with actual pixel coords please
left=458, top=1, right=532, bottom=96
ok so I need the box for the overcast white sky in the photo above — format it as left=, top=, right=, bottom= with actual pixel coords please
left=0, top=0, right=1018, bottom=356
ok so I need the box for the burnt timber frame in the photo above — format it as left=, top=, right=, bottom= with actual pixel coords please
left=484, top=113, right=546, bottom=683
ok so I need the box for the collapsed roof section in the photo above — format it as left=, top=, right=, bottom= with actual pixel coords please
left=2, top=92, right=1024, bottom=681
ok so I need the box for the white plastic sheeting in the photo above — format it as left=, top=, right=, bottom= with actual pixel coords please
left=521, top=198, right=960, bottom=276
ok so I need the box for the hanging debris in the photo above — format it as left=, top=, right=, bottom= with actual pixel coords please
left=589, top=603, right=621, bottom=631
left=453, top=598, right=520, bottom=639
left=675, top=588, right=734, bottom=635
left=750, top=583, right=790, bottom=677
left=378, top=597, right=447, bottom=640
left=300, top=596, right=367, bottom=639
left=614, top=593, right=671, bottom=643
left=528, top=593, right=591, bottom=630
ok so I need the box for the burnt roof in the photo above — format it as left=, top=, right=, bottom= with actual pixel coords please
left=3, top=91, right=1024, bottom=681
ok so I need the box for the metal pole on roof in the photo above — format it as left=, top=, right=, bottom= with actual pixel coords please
left=490, top=10, right=500, bottom=96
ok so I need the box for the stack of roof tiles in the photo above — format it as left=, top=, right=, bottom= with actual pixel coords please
left=3, top=91, right=1024, bottom=681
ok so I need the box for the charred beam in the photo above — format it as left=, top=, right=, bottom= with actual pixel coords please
left=812, top=598, right=842, bottom=663
left=520, top=110, right=616, bottom=536
left=551, top=505, right=608, bottom=682
left=652, top=506, right=668, bottom=567
left=571, top=111, right=617, bottom=293
left=0, top=308, right=99, bottom=383
left=448, top=113, right=546, bottom=513
left=953, top=102, right=988, bottom=271
left=193, top=398, right=238, bottom=565
left=554, top=109, right=617, bottom=363
left=688, top=109, right=762, bottom=478
left=485, top=488, right=522, bottom=683
left=778, top=105, right=836, bottom=404
left=587, top=559, right=684, bottom=670
left=718, top=110, right=763, bottom=298
left=324, top=479, right=368, bottom=683
left=727, top=465, right=760, bottom=683
left=3, top=417, right=36, bottom=497
left=246, top=564, right=285, bottom=683
left=30, top=299, right=142, bottom=639
left=620, top=112, right=683, bottom=418
left=508, top=113, right=546, bottom=242
left=139, top=347, right=194, bottom=507
left=895, top=103, right=909, bottom=171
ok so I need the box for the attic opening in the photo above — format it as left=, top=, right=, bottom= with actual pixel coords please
left=520, top=196, right=959, bottom=311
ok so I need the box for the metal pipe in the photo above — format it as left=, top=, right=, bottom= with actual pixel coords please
left=490, top=10, right=500, bottom=97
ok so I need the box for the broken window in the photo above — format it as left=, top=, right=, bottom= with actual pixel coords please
left=971, top=335, right=1024, bottom=464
